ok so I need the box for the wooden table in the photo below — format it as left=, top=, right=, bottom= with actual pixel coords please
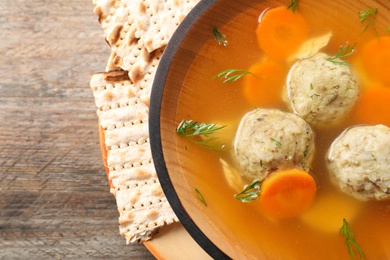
left=0, top=0, right=155, bottom=258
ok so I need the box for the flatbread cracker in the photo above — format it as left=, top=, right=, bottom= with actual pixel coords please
left=136, top=0, right=200, bottom=52
left=90, top=71, right=178, bottom=243
left=93, top=0, right=200, bottom=82
left=105, top=51, right=122, bottom=72
left=91, top=0, right=199, bottom=244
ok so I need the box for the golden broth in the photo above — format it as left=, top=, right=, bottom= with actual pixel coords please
left=174, top=1, right=390, bottom=259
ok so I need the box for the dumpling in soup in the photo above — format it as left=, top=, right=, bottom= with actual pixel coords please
left=234, top=108, right=315, bottom=181
left=286, top=52, right=360, bottom=126
left=327, top=124, right=390, bottom=201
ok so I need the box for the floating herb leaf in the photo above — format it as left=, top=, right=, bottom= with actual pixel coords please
left=195, top=188, right=207, bottom=206
left=212, top=69, right=255, bottom=83
left=340, top=218, right=366, bottom=260
left=176, top=120, right=226, bottom=150
left=326, top=42, right=357, bottom=66
left=212, top=25, right=228, bottom=46
left=234, top=179, right=262, bottom=202
left=287, top=0, right=299, bottom=12
left=359, top=8, right=377, bottom=33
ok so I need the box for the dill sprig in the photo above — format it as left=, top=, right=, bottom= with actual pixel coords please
left=287, top=0, right=299, bottom=12
left=234, top=179, right=262, bottom=202
left=359, top=8, right=377, bottom=33
left=212, top=25, right=228, bottom=46
left=195, top=188, right=207, bottom=206
left=326, top=42, right=357, bottom=66
left=212, top=69, right=255, bottom=83
left=340, top=218, right=366, bottom=260
left=271, top=138, right=282, bottom=146
left=176, top=120, right=226, bottom=150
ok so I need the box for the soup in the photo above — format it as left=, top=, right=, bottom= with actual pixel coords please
left=171, top=0, right=390, bottom=259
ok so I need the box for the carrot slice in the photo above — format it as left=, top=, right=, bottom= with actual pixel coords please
left=360, top=36, right=390, bottom=84
left=243, top=59, right=287, bottom=107
left=256, top=6, right=309, bottom=60
left=353, top=85, right=390, bottom=126
left=260, top=168, right=317, bottom=219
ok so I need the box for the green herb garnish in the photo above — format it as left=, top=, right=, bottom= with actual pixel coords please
left=176, top=120, right=226, bottom=150
left=195, top=188, right=207, bottom=206
left=271, top=138, right=282, bottom=146
left=326, top=42, right=357, bottom=66
left=234, top=179, right=262, bottom=202
left=303, top=144, right=310, bottom=157
left=340, top=218, right=366, bottom=260
left=359, top=8, right=377, bottom=33
left=212, top=25, right=228, bottom=46
left=212, top=69, right=255, bottom=83
left=287, top=0, right=299, bottom=12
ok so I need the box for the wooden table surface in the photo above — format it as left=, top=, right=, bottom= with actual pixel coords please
left=0, top=0, right=155, bottom=258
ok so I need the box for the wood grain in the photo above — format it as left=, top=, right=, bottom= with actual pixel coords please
left=0, top=0, right=155, bottom=259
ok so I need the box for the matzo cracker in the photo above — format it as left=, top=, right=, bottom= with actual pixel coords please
left=90, top=71, right=178, bottom=243
left=91, top=0, right=199, bottom=243
left=93, top=0, right=200, bottom=82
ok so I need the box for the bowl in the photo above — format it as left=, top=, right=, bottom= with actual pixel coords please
left=150, top=0, right=390, bottom=259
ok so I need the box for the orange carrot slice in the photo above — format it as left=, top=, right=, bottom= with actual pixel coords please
left=360, top=36, right=390, bottom=84
left=353, top=85, right=390, bottom=126
left=256, top=6, right=309, bottom=60
left=260, top=168, right=317, bottom=219
left=243, top=59, right=287, bottom=107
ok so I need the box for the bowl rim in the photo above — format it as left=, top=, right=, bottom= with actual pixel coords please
left=149, top=0, right=230, bottom=259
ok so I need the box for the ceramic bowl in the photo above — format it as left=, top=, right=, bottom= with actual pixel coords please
left=150, top=0, right=390, bottom=259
